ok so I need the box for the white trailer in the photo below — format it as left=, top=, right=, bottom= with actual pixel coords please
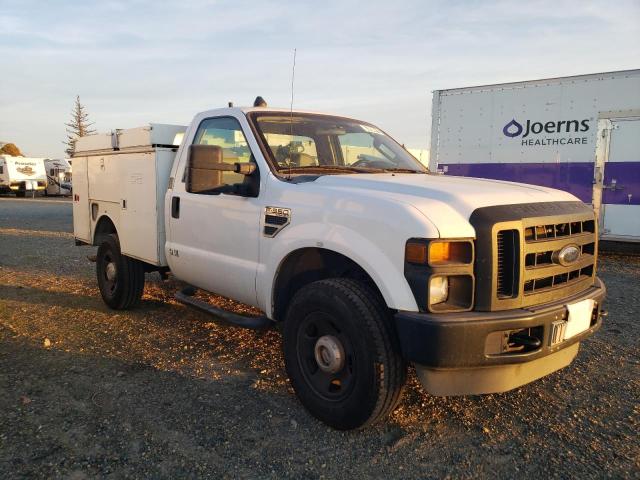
left=44, top=158, right=72, bottom=196
left=0, top=155, right=47, bottom=197
left=429, top=69, right=640, bottom=243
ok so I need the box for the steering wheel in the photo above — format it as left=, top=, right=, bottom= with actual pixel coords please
left=351, top=156, right=395, bottom=169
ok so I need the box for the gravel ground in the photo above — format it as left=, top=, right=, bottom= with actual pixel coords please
left=0, top=197, right=638, bottom=479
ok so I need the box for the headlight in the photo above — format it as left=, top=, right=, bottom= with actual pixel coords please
left=405, top=238, right=475, bottom=313
left=429, top=276, right=449, bottom=305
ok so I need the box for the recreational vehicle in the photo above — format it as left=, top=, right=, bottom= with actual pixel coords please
left=44, top=158, right=72, bottom=196
left=0, top=155, right=47, bottom=197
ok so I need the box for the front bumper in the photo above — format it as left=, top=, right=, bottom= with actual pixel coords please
left=394, top=277, right=606, bottom=396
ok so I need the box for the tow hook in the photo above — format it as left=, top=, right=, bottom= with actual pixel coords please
left=508, top=332, right=542, bottom=350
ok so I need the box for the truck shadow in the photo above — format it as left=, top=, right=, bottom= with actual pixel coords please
left=0, top=284, right=167, bottom=313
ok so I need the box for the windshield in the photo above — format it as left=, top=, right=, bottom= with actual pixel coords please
left=248, top=112, right=428, bottom=175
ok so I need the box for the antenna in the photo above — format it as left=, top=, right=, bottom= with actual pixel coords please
left=290, top=48, right=297, bottom=114
left=288, top=48, right=297, bottom=180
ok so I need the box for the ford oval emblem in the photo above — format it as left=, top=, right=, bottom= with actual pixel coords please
left=554, top=244, right=581, bottom=266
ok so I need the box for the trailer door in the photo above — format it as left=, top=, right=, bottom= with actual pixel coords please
left=595, top=117, right=640, bottom=242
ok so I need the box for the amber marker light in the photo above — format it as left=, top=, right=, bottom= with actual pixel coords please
left=428, top=241, right=473, bottom=265
left=405, top=242, right=428, bottom=264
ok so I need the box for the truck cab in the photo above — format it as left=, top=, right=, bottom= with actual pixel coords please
left=73, top=102, right=606, bottom=430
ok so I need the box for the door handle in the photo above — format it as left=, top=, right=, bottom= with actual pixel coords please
left=602, top=179, right=625, bottom=191
left=171, top=196, right=180, bottom=218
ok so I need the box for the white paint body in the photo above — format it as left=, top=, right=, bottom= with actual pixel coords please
left=73, top=108, right=579, bottom=317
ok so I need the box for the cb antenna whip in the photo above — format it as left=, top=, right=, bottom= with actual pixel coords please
left=288, top=48, right=297, bottom=179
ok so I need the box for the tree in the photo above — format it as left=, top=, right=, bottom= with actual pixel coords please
left=64, top=95, right=96, bottom=157
left=0, top=143, right=23, bottom=156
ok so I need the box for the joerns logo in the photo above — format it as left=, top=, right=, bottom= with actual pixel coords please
left=503, top=119, right=523, bottom=137
left=503, top=118, right=590, bottom=138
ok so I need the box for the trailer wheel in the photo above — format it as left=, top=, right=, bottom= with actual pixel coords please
left=283, top=278, right=406, bottom=430
left=96, top=233, right=145, bottom=310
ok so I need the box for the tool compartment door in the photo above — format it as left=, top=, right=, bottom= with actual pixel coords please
left=72, top=156, right=91, bottom=243
left=601, top=118, right=640, bottom=241
left=116, top=152, right=162, bottom=264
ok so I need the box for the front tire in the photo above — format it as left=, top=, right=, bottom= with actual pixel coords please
left=283, top=278, right=406, bottom=430
left=96, top=233, right=145, bottom=309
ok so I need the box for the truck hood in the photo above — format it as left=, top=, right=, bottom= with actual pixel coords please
left=314, top=173, right=579, bottom=238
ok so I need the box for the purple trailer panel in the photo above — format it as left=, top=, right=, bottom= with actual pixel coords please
left=439, top=162, right=640, bottom=205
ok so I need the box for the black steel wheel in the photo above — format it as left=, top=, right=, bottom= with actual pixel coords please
left=296, top=311, right=356, bottom=402
left=283, top=278, right=406, bottom=430
left=96, top=233, right=145, bottom=310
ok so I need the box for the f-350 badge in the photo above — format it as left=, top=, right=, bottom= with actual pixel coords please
left=264, top=206, right=291, bottom=237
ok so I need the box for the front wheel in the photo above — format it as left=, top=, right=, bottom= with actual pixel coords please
left=96, top=233, right=145, bottom=309
left=283, top=278, right=406, bottom=430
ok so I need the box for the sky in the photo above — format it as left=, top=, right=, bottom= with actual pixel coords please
left=0, top=0, right=639, bottom=158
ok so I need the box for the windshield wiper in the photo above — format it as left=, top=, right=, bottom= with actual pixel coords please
left=381, top=167, right=428, bottom=173
left=281, top=165, right=380, bottom=174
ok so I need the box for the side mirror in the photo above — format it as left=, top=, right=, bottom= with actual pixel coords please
left=187, top=145, right=258, bottom=196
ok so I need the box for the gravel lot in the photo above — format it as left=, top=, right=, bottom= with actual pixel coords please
left=0, top=197, right=638, bottom=479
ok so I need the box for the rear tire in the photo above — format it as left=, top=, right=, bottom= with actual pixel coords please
left=96, top=233, right=145, bottom=309
left=283, top=278, right=406, bottom=430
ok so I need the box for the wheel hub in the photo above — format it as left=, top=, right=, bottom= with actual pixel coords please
left=105, top=262, right=117, bottom=281
left=314, top=335, right=345, bottom=373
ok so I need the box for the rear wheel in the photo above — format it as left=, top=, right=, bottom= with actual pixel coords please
left=96, top=233, right=145, bottom=309
left=283, top=278, right=406, bottom=430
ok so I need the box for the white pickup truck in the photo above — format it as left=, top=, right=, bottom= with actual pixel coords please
left=73, top=100, right=606, bottom=430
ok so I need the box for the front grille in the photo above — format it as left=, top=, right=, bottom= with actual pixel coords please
left=470, top=201, right=599, bottom=311
left=494, top=214, right=597, bottom=309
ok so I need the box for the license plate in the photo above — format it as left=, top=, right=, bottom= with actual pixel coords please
left=564, top=299, right=595, bottom=340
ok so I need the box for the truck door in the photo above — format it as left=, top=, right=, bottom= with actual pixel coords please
left=593, top=117, right=640, bottom=242
left=166, top=115, right=262, bottom=306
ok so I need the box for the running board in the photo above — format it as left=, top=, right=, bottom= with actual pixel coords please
left=175, top=287, right=272, bottom=330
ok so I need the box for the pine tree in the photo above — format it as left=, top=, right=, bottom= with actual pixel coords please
left=64, top=95, right=96, bottom=157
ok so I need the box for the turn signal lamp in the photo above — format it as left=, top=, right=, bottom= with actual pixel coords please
left=406, top=240, right=473, bottom=265
left=429, top=241, right=473, bottom=265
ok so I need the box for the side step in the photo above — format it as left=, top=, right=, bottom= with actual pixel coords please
left=175, top=287, right=273, bottom=330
